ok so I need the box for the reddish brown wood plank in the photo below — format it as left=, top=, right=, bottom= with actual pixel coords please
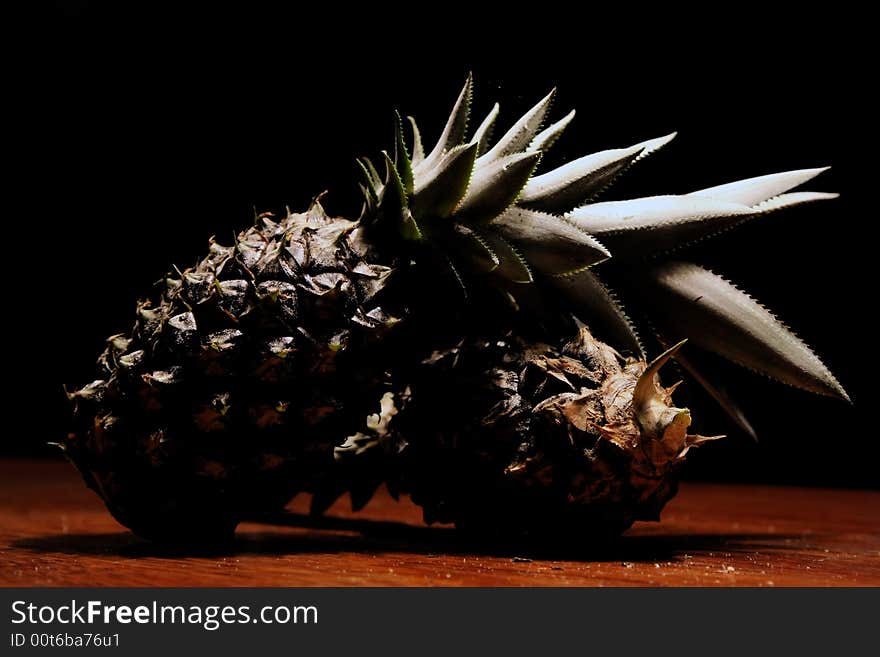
left=1, top=460, right=877, bottom=586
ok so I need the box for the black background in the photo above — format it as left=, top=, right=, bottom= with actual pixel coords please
left=9, top=3, right=873, bottom=488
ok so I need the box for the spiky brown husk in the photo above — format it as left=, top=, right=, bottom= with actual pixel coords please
left=65, top=201, right=406, bottom=542
left=365, top=327, right=714, bottom=539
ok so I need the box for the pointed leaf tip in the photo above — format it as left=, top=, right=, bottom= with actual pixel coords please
left=690, top=167, right=833, bottom=207
left=523, top=132, right=676, bottom=212
left=480, top=88, right=556, bottom=162
left=521, top=143, right=644, bottom=211
left=382, top=151, right=406, bottom=202
left=634, top=132, right=677, bottom=161
left=567, top=195, right=755, bottom=256
left=420, top=74, right=473, bottom=171
left=408, top=116, right=425, bottom=165
left=568, top=163, right=837, bottom=257
left=472, top=103, right=500, bottom=157
left=356, top=159, right=379, bottom=203
left=394, top=111, right=414, bottom=195
left=643, top=261, right=850, bottom=402
left=529, top=109, right=576, bottom=154
left=753, top=191, right=838, bottom=213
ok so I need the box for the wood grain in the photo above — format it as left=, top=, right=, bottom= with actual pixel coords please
left=1, top=460, right=877, bottom=586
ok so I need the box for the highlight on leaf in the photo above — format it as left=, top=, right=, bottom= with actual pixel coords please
left=641, top=261, right=849, bottom=401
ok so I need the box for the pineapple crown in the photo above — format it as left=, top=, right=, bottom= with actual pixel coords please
left=357, top=74, right=848, bottom=438
left=358, top=73, right=621, bottom=283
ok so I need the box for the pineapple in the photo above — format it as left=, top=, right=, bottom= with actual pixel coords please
left=66, top=75, right=847, bottom=543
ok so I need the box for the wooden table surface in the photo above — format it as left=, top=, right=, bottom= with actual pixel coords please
left=1, top=459, right=877, bottom=586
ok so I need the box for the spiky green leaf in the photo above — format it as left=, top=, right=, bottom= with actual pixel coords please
left=449, top=224, right=500, bottom=272
left=753, top=191, right=839, bottom=213
left=529, top=109, right=575, bottom=153
left=356, top=159, right=379, bottom=204
left=567, top=164, right=837, bottom=256
left=479, top=88, right=555, bottom=162
left=472, top=103, right=500, bottom=157
left=363, top=157, right=382, bottom=188
left=399, top=210, right=423, bottom=241
left=689, top=167, right=830, bottom=206
left=382, top=151, right=407, bottom=211
left=381, top=151, right=422, bottom=240
left=456, top=151, right=541, bottom=222
left=567, top=195, right=754, bottom=256
left=394, top=111, right=414, bottom=195
left=520, top=144, right=643, bottom=211
left=631, top=132, right=677, bottom=162
left=411, top=141, right=478, bottom=219
left=550, top=269, right=643, bottom=357
left=407, top=116, right=425, bottom=165
left=641, top=261, right=849, bottom=400
left=359, top=157, right=381, bottom=189
left=479, top=230, right=533, bottom=283
left=358, top=184, right=375, bottom=215
left=521, top=133, right=676, bottom=211
left=419, top=73, right=473, bottom=172
left=491, top=207, right=610, bottom=276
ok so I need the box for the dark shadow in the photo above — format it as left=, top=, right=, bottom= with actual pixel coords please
left=10, top=511, right=820, bottom=563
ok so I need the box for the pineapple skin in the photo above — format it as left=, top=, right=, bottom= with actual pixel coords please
left=380, top=327, right=696, bottom=539
left=66, top=201, right=405, bottom=542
